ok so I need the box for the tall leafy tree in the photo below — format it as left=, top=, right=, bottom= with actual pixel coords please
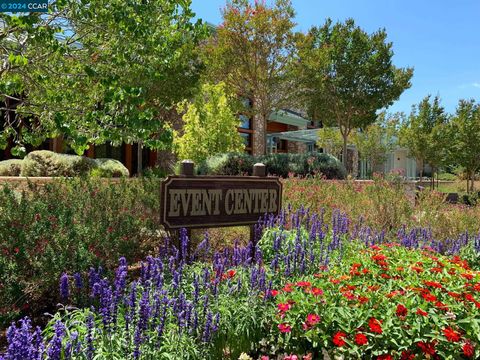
left=202, top=0, right=297, bottom=155
left=399, top=95, right=449, bottom=185
left=174, top=82, right=244, bottom=164
left=316, top=127, right=345, bottom=161
left=449, top=99, right=480, bottom=192
left=353, top=112, right=398, bottom=178
left=296, top=18, right=413, bottom=171
left=0, top=0, right=207, bottom=164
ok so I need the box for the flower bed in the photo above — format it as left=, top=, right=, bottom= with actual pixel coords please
left=1, top=208, right=480, bottom=359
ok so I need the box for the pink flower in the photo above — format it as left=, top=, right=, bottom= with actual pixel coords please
left=278, top=323, right=292, bottom=333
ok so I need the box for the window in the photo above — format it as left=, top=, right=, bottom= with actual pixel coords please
left=240, top=132, right=251, bottom=148
left=239, top=114, right=251, bottom=129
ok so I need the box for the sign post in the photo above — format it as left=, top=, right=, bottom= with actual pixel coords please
left=160, top=160, right=282, bottom=257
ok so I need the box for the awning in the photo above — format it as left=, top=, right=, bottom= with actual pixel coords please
left=269, top=110, right=310, bottom=127
left=267, top=129, right=319, bottom=143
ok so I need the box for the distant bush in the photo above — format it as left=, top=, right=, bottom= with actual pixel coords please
left=196, top=153, right=254, bottom=176
left=21, top=150, right=97, bottom=177
left=0, top=151, right=129, bottom=178
left=0, top=159, right=23, bottom=176
left=91, top=158, right=129, bottom=178
left=438, top=172, right=457, bottom=181
left=197, top=152, right=346, bottom=179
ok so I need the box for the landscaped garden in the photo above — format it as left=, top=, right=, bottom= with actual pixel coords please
left=1, top=0, right=480, bottom=358
left=1, top=176, right=480, bottom=359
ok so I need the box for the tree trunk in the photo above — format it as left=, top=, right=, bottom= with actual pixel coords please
left=137, top=141, right=143, bottom=176
left=342, top=133, right=348, bottom=171
left=262, top=113, right=268, bottom=155
left=470, top=171, right=475, bottom=193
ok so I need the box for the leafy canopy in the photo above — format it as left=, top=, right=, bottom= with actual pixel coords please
left=353, top=112, right=399, bottom=175
left=449, top=99, right=480, bottom=192
left=296, top=18, right=413, bottom=168
left=174, top=82, right=244, bottom=164
left=0, top=0, right=207, bottom=155
left=202, top=0, right=297, bottom=154
left=399, top=95, right=450, bottom=178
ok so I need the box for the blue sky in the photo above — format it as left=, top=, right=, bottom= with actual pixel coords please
left=191, top=0, right=480, bottom=115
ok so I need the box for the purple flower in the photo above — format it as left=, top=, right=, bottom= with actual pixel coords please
left=59, top=273, right=69, bottom=301
left=86, top=312, right=95, bottom=360
left=4, top=318, right=43, bottom=360
left=46, top=321, right=65, bottom=360
left=73, top=273, right=83, bottom=291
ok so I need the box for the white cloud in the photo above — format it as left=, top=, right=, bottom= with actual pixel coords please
left=473, top=82, right=480, bottom=88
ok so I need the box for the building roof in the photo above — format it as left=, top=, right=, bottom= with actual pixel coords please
left=269, top=109, right=310, bottom=127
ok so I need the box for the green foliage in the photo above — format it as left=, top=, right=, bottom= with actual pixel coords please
left=20, top=150, right=97, bottom=177
left=197, top=152, right=346, bottom=179
left=266, top=237, right=480, bottom=359
left=3, top=151, right=130, bottom=177
left=449, top=99, right=480, bottom=192
left=174, top=82, right=245, bottom=164
left=0, top=0, right=207, bottom=154
left=196, top=152, right=254, bottom=176
left=0, top=159, right=23, bottom=176
left=353, top=113, right=399, bottom=177
left=0, top=178, right=161, bottom=325
left=296, top=18, right=413, bottom=168
left=202, top=0, right=297, bottom=154
left=316, top=127, right=345, bottom=160
left=399, top=95, right=450, bottom=183
left=91, top=158, right=129, bottom=178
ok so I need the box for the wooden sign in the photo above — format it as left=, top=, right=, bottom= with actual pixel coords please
left=160, top=175, right=282, bottom=230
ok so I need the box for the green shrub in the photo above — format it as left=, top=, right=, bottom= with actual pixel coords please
left=91, top=158, right=129, bottom=178
left=0, top=177, right=161, bottom=325
left=196, top=153, right=254, bottom=175
left=437, top=172, right=457, bottom=181
left=0, top=159, right=23, bottom=176
left=20, top=150, right=96, bottom=177
left=197, top=152, right=346, bottom=179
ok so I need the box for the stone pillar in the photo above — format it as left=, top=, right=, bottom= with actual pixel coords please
left=252, top=113, right=266, bottom=156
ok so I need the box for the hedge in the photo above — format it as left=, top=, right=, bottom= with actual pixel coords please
left=196, top=152, right=346, bottom=179
left=0, top=150, right=129, bottom=178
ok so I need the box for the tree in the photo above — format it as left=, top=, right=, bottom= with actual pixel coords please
left=449, top=99, right=480, bottom=193
left=296, top=18, right=413, bottom=172
left=316, top=127, right=345, bottom=161
left=174, top=82, right=244, bottom=164
left=399, top=95, right=449, bottom=186
left=202, top=0, right=297, bottom=155
left=353, top=113, right=398, bottom=178
left=0, top=0, right=207, bottom=169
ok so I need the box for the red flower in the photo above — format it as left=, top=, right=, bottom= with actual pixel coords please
left=377, top=355, right=393, bottom=360
left=283, top=283, right=293, bottom=293
left=416, top=308, right=428, bottom=317
left=424, top=280, right=442, bottom=289
left=227, top=269, right=237, bottom=279
left=278, top=323, right=291, bottom=333
left=421, top=292, right=437, bottom=302
left=443, top=327, right=461, bottom=342
left=463, top=341, right=475, bottom=358
left=354, top=333, right=368, bottom=346
left=417, top=341, right=436, bottom=355
left=270, top=289, right=279, bottom=297
left=396, top=304, right=408, bottom=317
left=277, top=303, right=291, bottom=312
left=400, top=351, right=415, bottom=360
left=332, top=331, right=347, bottom=347
left=306, top=313, right=320, bottom=326
left=368, top=317, right=382, bottom=334
left=296, top=281, right=311, bottom=287
left=311, top=287, right=323, bottom=296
